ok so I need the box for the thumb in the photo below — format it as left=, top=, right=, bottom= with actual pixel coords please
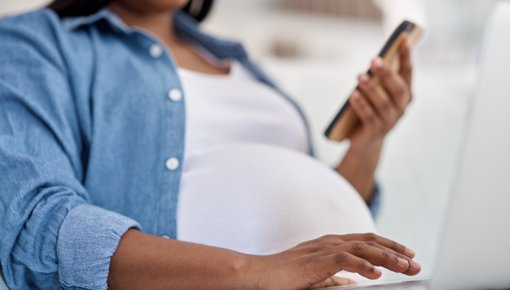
left=311, top=276, right=357, bottom=289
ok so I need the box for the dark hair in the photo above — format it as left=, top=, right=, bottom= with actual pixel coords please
left=48, top=0, right=214, bottom=22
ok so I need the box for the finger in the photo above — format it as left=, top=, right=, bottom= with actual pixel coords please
left=398, top=38, right=413, bottom=87
left=341, top=233, right=415, bottom=259
left=321, top=252, right=382, bottom=280
left=310, top=276, right=357, bottom=289
left=358, top=74, right=399, bottom=124
left=344, top=242, right=411, bottom=274
left=316, top=234, right=345, bottom=245
left=371, top=58, right=411, bottom=111
left=350, top=90, right=384, bottom=130
left=365, top=242, right=421, bottom=276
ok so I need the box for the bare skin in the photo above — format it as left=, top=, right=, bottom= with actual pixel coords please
left=109, top=230, right=420, bottom=290
left=337, top=41, right=415, bottom=202
left=110, top=0, right=229, bottom=75
left=107, top=1, right=421, bottom=289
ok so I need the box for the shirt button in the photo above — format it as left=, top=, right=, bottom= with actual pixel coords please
left=168, top=89, right=183, bottom=102
left=150, top=44, right=163, bottom=58
left=165, top=157, right=180, bottom=171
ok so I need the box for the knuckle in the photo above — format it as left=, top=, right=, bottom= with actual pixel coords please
left=319, top=235, right=331, bottom=241
left=299, top=239, right=316, bottom=247
left=392, top=256, right=400, bottom=265
left=366, top=241, right=378, bottom=247
left=378, top=66, right=391, bottom=77
left=351, top=242, right=364, bottom=252
left=365, top=115, right=377, bottom=124
left=334, top=252, right=348, bottom=265
left=384, top=68, right=394, bottom=78
left=380, top=100, right=392, bottom=112
left=364, top=82, right=376, bottom=93
left=320, top=234, right=339, bottom=242
left=365, top=233, right=378, bottom=241
left=355, top=93, right=366, bottom=105
left=305, top=245, right=322, bottom=254
left=382, top=251, right=390, bottom=261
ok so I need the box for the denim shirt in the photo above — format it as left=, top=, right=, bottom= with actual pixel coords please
left=0, top=8, right=379, bottom=290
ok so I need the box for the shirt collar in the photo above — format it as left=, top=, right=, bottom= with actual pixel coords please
left=61, top=8, right=126, bottom=32
left=61, top=8, right=247, bottom=61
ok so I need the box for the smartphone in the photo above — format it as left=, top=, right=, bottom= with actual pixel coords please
left=324, top=20, right=423, bottom=142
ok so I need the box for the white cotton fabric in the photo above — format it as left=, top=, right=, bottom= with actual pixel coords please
left=177, top=62, right=376, bottom=255
left=180, top=61, right=309, bottom=156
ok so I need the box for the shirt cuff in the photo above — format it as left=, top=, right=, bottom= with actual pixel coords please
left=57, top=204, right=141, bottom=290
left=367, top=183, right=382, bottom=218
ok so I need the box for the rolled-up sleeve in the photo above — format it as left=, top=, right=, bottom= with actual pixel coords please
left=58, top=205, right=139, bottom=290
left=0, top=12, right=139, bottom=290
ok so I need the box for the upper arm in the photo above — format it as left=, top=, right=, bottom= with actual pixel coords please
left=0, top=12, right=140, bottom=290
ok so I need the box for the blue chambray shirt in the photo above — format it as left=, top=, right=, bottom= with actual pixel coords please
left=0, top=8, right=380, bottom=290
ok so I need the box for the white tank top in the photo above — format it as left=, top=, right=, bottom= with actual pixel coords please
left=177, top=62, right=376, bottom=255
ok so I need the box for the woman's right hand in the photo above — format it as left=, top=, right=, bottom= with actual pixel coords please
left=109, top=230, right=419, bottom=290
left=245, top=233, right=421, bottom=290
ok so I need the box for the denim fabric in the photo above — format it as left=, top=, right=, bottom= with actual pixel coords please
left=0, top=8, right=379, bottom=290
left=0, top=272, right=7, bottom=290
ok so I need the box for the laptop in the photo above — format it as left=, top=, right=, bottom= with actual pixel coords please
left=321, top=2, right=510, bottom=290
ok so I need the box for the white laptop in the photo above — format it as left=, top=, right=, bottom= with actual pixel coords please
left=322, top=2, right=510, bottom=290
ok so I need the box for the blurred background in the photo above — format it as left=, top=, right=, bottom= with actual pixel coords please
left=0, top=0, right=499, bottom=282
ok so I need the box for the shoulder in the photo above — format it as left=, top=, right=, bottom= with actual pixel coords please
left=0, top=8, right=64, bottom=38
left=0, top=9, right=69, bottom=73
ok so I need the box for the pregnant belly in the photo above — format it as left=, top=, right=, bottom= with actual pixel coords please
left=177, top=143, right=376, bottom=255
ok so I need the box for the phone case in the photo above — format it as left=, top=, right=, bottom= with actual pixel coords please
left=325, top=20, right=423, bottom=142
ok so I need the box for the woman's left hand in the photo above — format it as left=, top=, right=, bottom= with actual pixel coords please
left=348, top=40, right=413, bottom=149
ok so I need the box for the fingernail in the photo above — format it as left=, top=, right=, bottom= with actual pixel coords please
left=398, top=258, right=409, bottom=268
left=374, top=58, right=384, bottom=69
left=410, top=260, right=421, bottom=270
left=404, top=39, right=412, bottom=50
left=372, top=267, right=382, bottom=276
left=406, top=248, right=416, bottom=257
left=359, top=74, right=369, bottom=83
left=352, top=90, right=360, bottom=99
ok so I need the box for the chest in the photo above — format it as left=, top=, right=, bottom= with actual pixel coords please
left=180, top=62, right=309, bottom=157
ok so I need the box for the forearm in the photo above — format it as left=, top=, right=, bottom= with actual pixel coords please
left=108, top=230, right=253, bottom=290
left=336, top=140, right=384, bottom=202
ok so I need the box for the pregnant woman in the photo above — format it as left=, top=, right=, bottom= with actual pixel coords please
left=0, top=0, right=420, bottom=289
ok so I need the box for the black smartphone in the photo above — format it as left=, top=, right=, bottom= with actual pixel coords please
left=325, top=20, right=423, bottom=142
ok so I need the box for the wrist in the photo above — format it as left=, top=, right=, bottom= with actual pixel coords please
left=349, top=138, right=384, bottom=153
left=338, top=139, right=383, bottom=202
left=237, top=254, right=262, bottom=290
left=242, top=255, right=273, bottom=290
